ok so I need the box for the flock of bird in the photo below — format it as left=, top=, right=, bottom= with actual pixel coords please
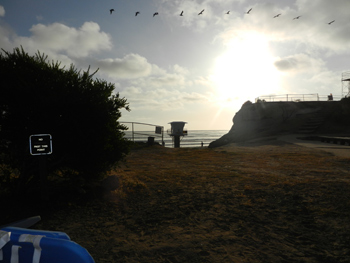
left=109, top=7, right=336, bottom=24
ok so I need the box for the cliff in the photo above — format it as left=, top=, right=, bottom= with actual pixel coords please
left=209, top=99, right=350, bottom=148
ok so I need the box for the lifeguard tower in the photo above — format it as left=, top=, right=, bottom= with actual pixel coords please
left=168, top=121, right=187, bottom=148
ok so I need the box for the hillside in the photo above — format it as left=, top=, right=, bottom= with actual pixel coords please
left=209, top=99, right=350, bottom=148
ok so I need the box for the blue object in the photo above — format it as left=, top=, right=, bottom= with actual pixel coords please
left=0, top=227, right=95, bottom=263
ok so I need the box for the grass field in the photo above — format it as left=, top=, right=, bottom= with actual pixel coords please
left=25, top=140, right=350, bottom=262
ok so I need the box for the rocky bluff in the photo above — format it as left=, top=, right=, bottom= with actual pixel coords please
left=209, top=98, right=350, bottom=148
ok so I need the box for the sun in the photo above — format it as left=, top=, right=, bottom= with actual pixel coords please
left=211, top=31, right=281, bottom=107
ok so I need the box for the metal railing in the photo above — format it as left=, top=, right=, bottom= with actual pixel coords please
left=255, top=93, right=342, bottom=102
left=120, top=122, right=164, bottom=144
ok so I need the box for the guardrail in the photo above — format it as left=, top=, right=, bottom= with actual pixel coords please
left=120, top=122, right=164, bottom=144
left=255, top=94, right=342, bottom=102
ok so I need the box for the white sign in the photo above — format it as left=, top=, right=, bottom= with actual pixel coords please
left=29, top=134, right=52, bottom=155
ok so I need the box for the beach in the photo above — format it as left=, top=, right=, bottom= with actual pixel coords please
left=32, top=137, right=350, bottom=262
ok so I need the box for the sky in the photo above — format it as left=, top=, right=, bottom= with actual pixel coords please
left=1, top=0, right=350, bottom=131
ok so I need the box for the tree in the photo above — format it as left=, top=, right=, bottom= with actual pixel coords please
left=0, top=47, right=130, bottom=198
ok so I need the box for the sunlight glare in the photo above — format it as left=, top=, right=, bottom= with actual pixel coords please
left=211, top=31, right=280, bottom=108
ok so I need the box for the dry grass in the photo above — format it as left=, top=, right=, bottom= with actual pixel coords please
left=33, top=141, right=350, bottom=262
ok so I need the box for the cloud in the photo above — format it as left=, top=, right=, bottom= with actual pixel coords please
left=143, top=71, right=190, bottom=88
left=0, top=5, right=5, bottom=17
left=107, top=60, right=208, bottom=111
left=158, top=0, right=241, bottom=30
left=97, top=55, right=193, bottom=90
left=11, top=22, right=112, bottom=57
left=214, top=0, right=350, bottom=55
left=291, top=0, right=350, bottom=53
left=121, top=85, right=209, bottom=110
left=0, top=5, right=5, bottom=16
left=273, top=53, right=339, bottom=96
left=0, top=20, right=113, bottom=70
left=274, top=54, right=325, bottom=73
left=173, top=64, right=189, bottom=75
left=182, top=92, right=208, bottom=102
left=125, top=64, right=192, bottom=90
left=97, top=54, right=157, bottom=79
left=296, top=0, right=350, bottom=19
left=274, top=54, right=310, bottom=72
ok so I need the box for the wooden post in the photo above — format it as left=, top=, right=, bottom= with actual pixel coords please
left=39, top=155, right=48, bottom=200
left=174, top=136, right=180, bottom=148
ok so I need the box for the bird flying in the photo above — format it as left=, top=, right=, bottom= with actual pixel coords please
left=135, top=11, right=140, bottom=16
left=246, top=8, right=252, bottom=14
left=328, top=20, right=335, bottom=25
left=273, top=14, right=281, bottom=18
left=198, top=9, right=204, bottom=15
left=110, top=9, right=114, bottom=14
left=293, top=16, right=301, bottom=20
left=180, top=11, right=183, bottom=16
left=153, top=12, right=159, bottom=17
left=226, top=11, right=230, bottom=14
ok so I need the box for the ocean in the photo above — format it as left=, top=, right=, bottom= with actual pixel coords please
left=123, top=130, right=229, bottom=148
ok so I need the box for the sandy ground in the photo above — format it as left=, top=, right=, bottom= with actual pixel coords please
left=219, top=134, right=350, bottom=158
left=279, top=134, right=350, bottom=158
left=3, top=136, right=350, bottom=262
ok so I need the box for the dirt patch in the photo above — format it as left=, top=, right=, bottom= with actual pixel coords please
left=25, top=142, right=350, bottom=262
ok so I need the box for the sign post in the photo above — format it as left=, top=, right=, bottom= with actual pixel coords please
left=29, top=134, right=52, bottom=200
left=29, top=134, right=52, bottom=155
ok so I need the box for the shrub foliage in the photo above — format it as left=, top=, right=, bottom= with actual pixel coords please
left=0, top=47, right=130, bottom=198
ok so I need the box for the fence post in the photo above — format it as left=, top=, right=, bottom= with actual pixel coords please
left=132, top=122, right=134, bottom=142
